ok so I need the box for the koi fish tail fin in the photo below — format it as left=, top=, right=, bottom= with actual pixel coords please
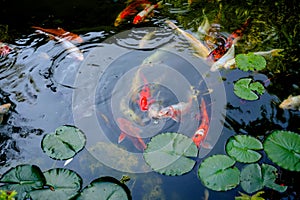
left=118, top=132, right=127, bottom=143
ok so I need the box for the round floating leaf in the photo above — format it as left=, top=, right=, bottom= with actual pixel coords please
left=29, top=168, right=82, bottom=200
left=264, top=130, right=300, bottom=171
left=240, top=163, right=263, bottom=193
left=42, top=125, right=86, bottom=160
left=0, top=164, right=45, bottom=200
left=226, top=135, right=263, bottom=163
left=240, top=163, right=287, bottom=194
left=198, top=155, right=240, bottom=191
left=143, top=132, right=198, bottom=176
left=234, top=78, right=265, bottom=100
left=236, top=53, right=266, bottom=71
left=75, top=177, right=131, bottom=200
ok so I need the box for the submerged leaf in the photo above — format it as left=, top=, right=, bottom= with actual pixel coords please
left=198, top=154, right=240, bottom=191
left=42, top=125, right=86, bottom=160
left=29, top=168, right=82, bottom=200
left=263, top=130, right=300, bottom=171
left=226, top=135, right=263, bottom=163
left=234, top=78, right=265, bottom=100
left=0, top=164, right=45, bottom=200
left=76, top=177, right=131, bottom=200
left=143, top=132, right=198, bottom=176
left=236, top=53, right=266, bottom=71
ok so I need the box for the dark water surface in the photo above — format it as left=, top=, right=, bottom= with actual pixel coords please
left=1, top=0, right=300, bottom=199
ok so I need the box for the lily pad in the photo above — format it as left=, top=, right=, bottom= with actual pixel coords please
left=226, top=135, right=263, bottom=163
left=234, top=78, right=265, bottom=100
left=240, top=163, right=287, bottom=194
left=235, top=191, right=265, bottom=200
left=198, top=154, right=240, bottom=191
left=29, top=168, right=82, bottom=200
left=75, top=177, right=131, bottom=200
left=0, top=164, right=45, bottom=200
left=42, top=125, right=86, bottom=160
left=236, top=53, right=266, bottom=71
left=263, top=130, right=300, bottom=171
left=143, top=132, right=198, bottom=176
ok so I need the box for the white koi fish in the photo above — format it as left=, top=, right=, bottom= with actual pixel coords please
left=279, top=95, right=300, bottom=111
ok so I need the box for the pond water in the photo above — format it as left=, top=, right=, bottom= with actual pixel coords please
left=1, top=0, right=300, bottom=199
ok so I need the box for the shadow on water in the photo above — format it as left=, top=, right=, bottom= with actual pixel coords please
left=1, top=0, right=300, bottom=199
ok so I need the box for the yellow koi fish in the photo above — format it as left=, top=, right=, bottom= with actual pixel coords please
left=279, top=95, right=300, bottom=111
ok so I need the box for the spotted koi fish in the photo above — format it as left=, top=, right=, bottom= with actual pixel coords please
left=0, top=42, right=11, bottom=56
left=207, top=18, right=253, bottom=62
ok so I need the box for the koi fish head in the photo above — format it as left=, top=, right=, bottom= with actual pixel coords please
left=158, top=106, right=174, bottom=118
left=192, top=129, right=205, bottom=148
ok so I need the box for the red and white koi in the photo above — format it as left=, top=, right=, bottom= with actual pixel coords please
left=158, top=97, right=193, bottom=122
left=133, top=1, right=163, bottom=24
left=138, top=71, right=156, bottom=111
left=114, top=0, right=151, bottom=26
left=117, top=117, right=147, bottom=151
left=192, top=98, right=211, bottom=148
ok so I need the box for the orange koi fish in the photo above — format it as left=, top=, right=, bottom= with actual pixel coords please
left=117, top=117, right=147, bottom=151
left=192, top=99, right=211, bottom=148
left=114, top=0, right=151, bottom=26
left=133, top=1, right=163, bottom=24
left=138, top=71, right=155, bottom=111
left=207, top=18, right=253, bottom=62
left=31, top=26, right=83, bottom=43
left=0, top=42, right=11, bottom=56
left=158, top=97, right=193, bottom=122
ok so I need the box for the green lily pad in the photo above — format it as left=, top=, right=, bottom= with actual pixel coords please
left=29, top=168, right=82, bottom=200
left=75, top=177, right=131, bottom=200
left=42, top=125, right=86, bottom=160
left=236, top=53, right=266, bottom=71
left=240, top=163, right=287, bottom=194
left=263, top=130, right=300, bottom=171
left=143, top=132, right=198, bottom=176
left=198, top=154, right=240, bottom=191
left=0, top=164, right=45, bottom=200
left=234, top=78, right=265, bottom=100
left=226, top=135, right=263, bottom=163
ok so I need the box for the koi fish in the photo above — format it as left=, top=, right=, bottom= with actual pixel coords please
left=192, top=99, right=211, bottom=148
left=34, top=30, right=84, bottom=61
left=117, top=117, right=147, bottom=151
left=32, top=26, right=83, bottom=43
left=0, top=42, right=11, bottom=56
left=138, top=71, right=156, bottom=111
left=207, top=18, right=253, bottom=62
left=165, top=20, right=210, bottom=58
left=133, top=1, right=163, bottom=24
left=279, top=95, right=300, bottom=111
left=114, top=0, right=151, bottom=26
left=158, top=97, right=194, bottom=122
left=0, top=103, right=11, bottom=124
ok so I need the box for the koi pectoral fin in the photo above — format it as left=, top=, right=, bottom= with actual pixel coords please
left=118, top=132, right=127, bottom=143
